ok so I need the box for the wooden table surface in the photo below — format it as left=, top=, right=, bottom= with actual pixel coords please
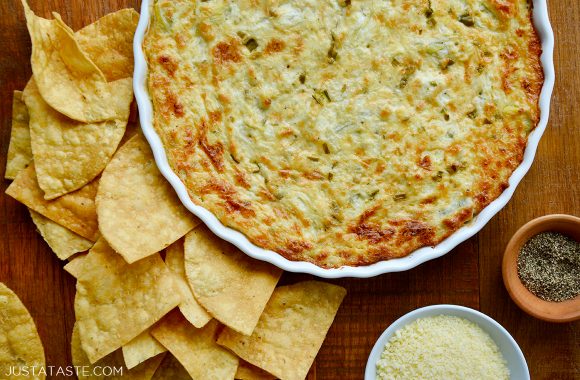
left=0, top=1, right=578, bottom=379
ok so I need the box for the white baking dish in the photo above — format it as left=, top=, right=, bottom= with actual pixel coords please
left=133, top=1, right=555, bottom=278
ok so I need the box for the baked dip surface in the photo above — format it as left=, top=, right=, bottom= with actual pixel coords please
left=144, top=0, right=543, bottom=268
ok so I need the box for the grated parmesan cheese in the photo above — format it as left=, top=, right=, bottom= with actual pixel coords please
left=376, top=315, right=510, bottom=380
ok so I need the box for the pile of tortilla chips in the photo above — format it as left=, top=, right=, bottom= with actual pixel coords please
left=4, top=3, right=347, bottom=380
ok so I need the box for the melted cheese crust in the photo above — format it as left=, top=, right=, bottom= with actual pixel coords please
left=144, top=0, right=542, bottom=268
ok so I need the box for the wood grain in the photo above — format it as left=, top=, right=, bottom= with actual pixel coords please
left=0, top=1, right=577, bottom=379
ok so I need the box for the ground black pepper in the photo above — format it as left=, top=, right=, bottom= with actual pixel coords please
left=517, top=232, right=580, bottom=302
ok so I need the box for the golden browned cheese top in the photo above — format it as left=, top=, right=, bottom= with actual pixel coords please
left=144, top=0, right=543, bottom=268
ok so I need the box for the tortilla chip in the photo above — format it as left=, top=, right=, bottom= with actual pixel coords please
left=184, top=225, right=282, bottom=335
left=29, top=209, right=93, bottom=260
left=22, top=1, right=133, bottom=123
left=67, top=251, right=87, bottom=262
left=23, top=79, right=126, bottom=200
left=0, top=282, right=45, bottom=380
left=96, top=134, right=199, bottom=263
left=235, top=361, right=276, bottom=380
left=5, top=91, right=32, bottom=180
left=6, top=164, right=99, bottom=241
left=122, top=330, right=167, bottom=370
left=165, top=240, right=211, bottom=328
left=121, top=121, right=140, bottom=144
left=74, top=238, right=180, bottom=363
left=63, top=253, right=88, bottom=278
left=76, top=9, right=139, bottom=81
left=151, top=311, right=238, bottom=380
left=217, top=281, right=346, bottom=380
left=72, top=323, right=164, bottom=380
left=151, top=354, right=191, bottom=380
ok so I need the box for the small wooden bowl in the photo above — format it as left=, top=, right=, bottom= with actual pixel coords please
left=502, top=214, right=580, bottom=323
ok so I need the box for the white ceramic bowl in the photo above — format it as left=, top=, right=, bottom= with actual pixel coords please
left=364, top=304, right=529, bottom=380
left=133, top=1, right=555, bottom=278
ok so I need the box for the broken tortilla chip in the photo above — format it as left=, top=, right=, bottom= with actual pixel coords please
left=72, top=323, right=164, bottom=380
left=29, top=209, right=93, bottom=260
left=122, top=330, right=167, bottom=370
left=6, top=164, right=99, bottom=241
left=22, top=1, right=133, bottom=123
left=165, top=239, right=211, bottom=328
left=76, top=8, right=139, bottom=81
left=151, top=354, right=191, bottom=380
left=217, top=281, right=346, bottom=380
left=96, top=133, right=199, bottom=263
left=5, top=90, right=32, bottom=180
left=74, top=238, right=180, bottom=363
left=151, top=311, right=238, bottom=380
left=0, top=282, right=46, bottom=380
left=23, top=79, right=126, bottom=200
left=184, top=225, right=282, bottom=335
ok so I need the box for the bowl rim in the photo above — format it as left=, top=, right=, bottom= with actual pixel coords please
left=133, top=1, right=555, bottom=278
left=502, top=214, right=580, bottom=322
left=363, top=304, right=529, bottom=380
